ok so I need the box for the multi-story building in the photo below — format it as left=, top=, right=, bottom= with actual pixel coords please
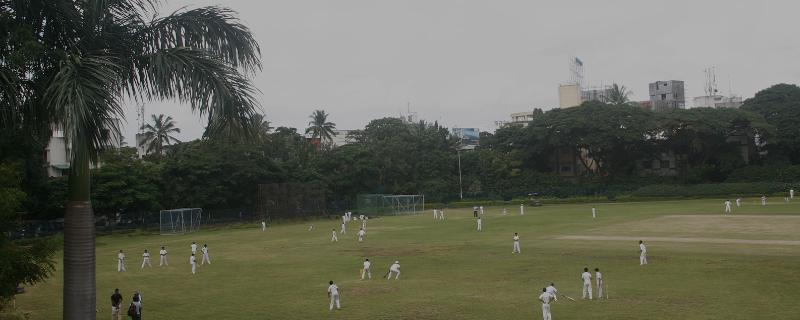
left=649, top=80, right=685, bottom=111
left=558, top=84, right=582, bottom=108
left=44, top=118, right=123, bottom=177
left=330, top=129, right=355, bottom=147
left=581, top=86, right=612, bottom=103
left=693, top=95, right=743, bottom=109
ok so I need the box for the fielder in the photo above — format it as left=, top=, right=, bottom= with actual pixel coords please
left=520, top=203, right=524, bottom=215
left=308, top=224, right=314, bottom=231
left=477, top=216, right=482, bottom=231
left=159, top=246, right=168, bottom=266
left=433, top=209, right=438, bottom=220
left=357, top=228, right=366, bottom=242
left=761, top=195, right=767, bottom=206
left=502, top=207, right=507, bottom=215
left=581, top=267, right=592, bottom=299
left=592, top=207, right=597, bottom=219
left=117, top=250, right=126, bottom=272
left=473, top=206, right=478, bottom=218
left=438, top=209, right=445, bottom=220
left=479, top=206, right=484, bottom=215
left=327, top=280, right=341, bottom=311
left=724, top=200, right=732, bottom=214
left=639, top=240, right=648, bottom=265
left=387, top=261, right=401, bottom=279
left=191, top=241, right=197, bottom=255
left=190, top=253, right=197, bottom=274
left=201, top=244, right=211, bottom=265
left=361, top=258, right=371, bottom=280
left=539, top=287, right=554, bottom=320
left=141, top=249, right=151, bottom=269
left=361, top=218, right=367, bottom=231
left=791, top=189, right=795, bottom=199
left=736, top=198, right=742, bottom=207
left=340, top=221, right=346, bottom=234
left=595, top=268, right=603, bottom=299
left=546, top=283, right=558, bottom=301
left=512, top=233, right=521, bottom=254
left=261, top=220, right=266, bottom=231
left=331, top=229, right=338, bottom=242
left=581, top=268, right=592, bottom=300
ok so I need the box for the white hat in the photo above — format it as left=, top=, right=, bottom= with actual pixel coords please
left=395, top=261, right=399, bottom=264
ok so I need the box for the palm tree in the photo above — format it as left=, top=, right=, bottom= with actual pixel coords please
left=607, top=83, right=632, bottom=105
left=305, top=109, right=336, bottom=145
left=251, top=113, right=273, bottom=142
left=139, top=114, right=181, bottom=155
left=3, top=2, right=261, bottom=318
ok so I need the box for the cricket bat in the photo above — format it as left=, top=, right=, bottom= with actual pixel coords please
left=562, top=295, right=576, bottom=301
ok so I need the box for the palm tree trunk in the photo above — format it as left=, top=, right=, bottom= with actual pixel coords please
left=63, top=144, right=96, bottom=320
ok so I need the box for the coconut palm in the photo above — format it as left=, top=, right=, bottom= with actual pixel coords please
left=2, top=1, right=261, bottom=318
left=607, top=83, right=632, bottom=105
left=139, top=114, right=181, bottom=155
left=251, top=113, right=273, bottom=142
left=305, top=109, right=336, bottom=145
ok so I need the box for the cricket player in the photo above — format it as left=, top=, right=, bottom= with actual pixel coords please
left=309, top=224, right=314, bottom=231
left=512, top=233, right=521, bottom=253
left=477, top=216, right=482, bottom=231
left=502, top=207, right=507, bottom=215
left=159, top=246, right=168, bottom=266
left=387, top=261, right=401, bottom=279
left=117, top=250, right=126, bottom=272
left=261, top=220, right=266, bottom=231
left=761, top=195, right=767, bottom=206
left=327, top=280, right=341, bottom=310
left=433, top=209, right=438, bottom=219
left=520, top=203, right=524, bottom=215
left=141, top=249, right=151, bottom=269
left=479, top=206, right=484, bottom=215
left=546, top=283, right=558, bottom=301
left=639, top=240, right=648, bottom=265
left=581, top=267, right=592, bottom=300
left=473, top=206, right=478, bottom=218
left=736, top=198, right=742, bottom=207
left=361, top=258, right=371, bottom=280
left=361, top=218, right=367, bottom=231
left=358, top=228, right=366, bottom=242
left=438, top=209, right=445, bottom=220
left=340, top=221, right=346, bottom=234
left=595, top=268, right=603, bottom=299
left=191, top=241, right=197, bottom=254
left=331, top=229, right=338, bottom=242
left=201, top=244, right=211, bottom=265
left=190, top=253, right=197, bottom=274
left=539, top=287, right=554, bottom=320
left=592, top=207, right=597, bottom=219
left=791, top=189, right=795, bottom=199
left=724, top=200, right=732, bottom=214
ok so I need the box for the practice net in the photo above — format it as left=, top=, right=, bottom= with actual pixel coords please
left=160, top=208, right=202, bottom=235
left=357, top=194, right=424, bottom=216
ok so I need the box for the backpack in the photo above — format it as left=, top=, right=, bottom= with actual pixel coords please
left=127, top=303, right=136, bottom=317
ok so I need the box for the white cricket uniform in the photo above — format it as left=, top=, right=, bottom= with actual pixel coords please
left=640, top=243, right=648, bottom=265
left=362, top=261, right=371, bottom=279
left=117, top=252, right=126, bottom=272
left=539, top=292, right=554, bottom=320
left=736, top=198, right=741, bottom=207
left=502, top=208, right=507, bottom=215
left=582, top=271, right=592, bottom=299
left=191, top=243, right=197, bottom=254
left=520, top=204, right=524, bottom=215
left=479, top=206, right=484, bottom=215
left=358, top=229, right=366, bottom=242
left=361, top=219, right=367, bottom=230
left=159, top=249, right=168, bottom=266
left=141, top=252, right=151, bottom=268
left=477, top=218, right=482, bottom=231
left=340, top=223, right=346, bottom=234
left=596, top=271, right=603, bottom=299
left=546, top=285, right=558, bottom=301
left=331, top=230, right=338, bottom=242
left=328, top=284, right=340, bottom=310
left=761, top=196, right=767, bottom=206
left=724, top=201, right=732, bottom=213
left=433, top=209, right=437, bottom=219
left=308, top=225, right=314, bottom=231
left=439, top=210, right=445, bottom=220
left=791, top=189, right=795, bottom=199
left=592, top=207, right=597, bottom=218
left=201, top=246, right=211, bottom=265
left=261, top=221, right=266, bottom=231
left=512, top=235, right=521, bottom=253
left=190, top=255, right=197, bottom=274
left=388, top=263, right=401, bottom=279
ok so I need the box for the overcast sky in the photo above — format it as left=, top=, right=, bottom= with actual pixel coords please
left=120, top=0, right=800, bottom=144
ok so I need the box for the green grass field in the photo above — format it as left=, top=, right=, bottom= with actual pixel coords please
left=13, top=198, right=800, bottom=319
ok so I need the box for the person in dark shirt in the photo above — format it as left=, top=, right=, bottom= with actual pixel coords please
left=131, top=293, right=142, bottom=320
left=111, top=288, right=123, bottom=320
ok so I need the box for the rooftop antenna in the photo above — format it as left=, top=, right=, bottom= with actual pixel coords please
left=704, top=67, right=719, bottom=96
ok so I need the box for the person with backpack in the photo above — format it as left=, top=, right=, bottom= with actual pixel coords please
left=127, top=293, right=142, bottom=319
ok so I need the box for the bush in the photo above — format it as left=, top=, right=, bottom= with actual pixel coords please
left=726, top=165, right=800, bottom=183
left=631, top=182, right=795, bottom=198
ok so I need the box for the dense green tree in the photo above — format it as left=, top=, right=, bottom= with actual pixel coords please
left=306, top=110, right=336, bottom=147
left=139, top=114, right=181, bottom=156
left=606, top=83, right=632, bottom=106
left=741, top=84, right=800, bottom=163
left=1, top=1, right=261, bottom=317
left=91, top=148, right=161, bottom=217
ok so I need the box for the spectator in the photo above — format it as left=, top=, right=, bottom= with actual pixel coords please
left=111, top=288, right=123, bottom=320
left=130, top=293, right=142, bottom=320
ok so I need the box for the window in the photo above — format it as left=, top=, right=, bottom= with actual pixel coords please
left=661, top=94, right=667, bottom=100
left=660, top=160, right=670, bottom=169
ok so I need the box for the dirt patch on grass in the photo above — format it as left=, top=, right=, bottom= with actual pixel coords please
left=585, top=215, right=800, bottom=240
left=555, top=235, right=800, bottom=246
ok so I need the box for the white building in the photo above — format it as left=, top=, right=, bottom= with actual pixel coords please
left=330, top=129, right=355, bottom=147
left=693, top=95, right=743, bottom=109
left=44, top=119, right=123, bottom=177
